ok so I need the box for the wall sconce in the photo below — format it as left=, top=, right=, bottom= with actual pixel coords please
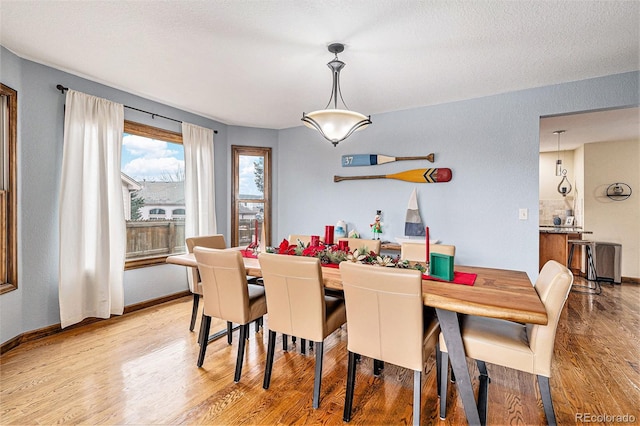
left=606, top=182, right=632, bottom=201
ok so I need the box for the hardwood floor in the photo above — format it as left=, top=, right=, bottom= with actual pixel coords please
left=1, top=277, right=638, bottom=425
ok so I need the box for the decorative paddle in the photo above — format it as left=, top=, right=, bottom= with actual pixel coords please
left=342, top=153, right=434, bottom=167
left=334, top=168, right=452, bottom=183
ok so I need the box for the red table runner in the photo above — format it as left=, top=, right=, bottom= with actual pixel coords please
left=241, top=249, right=258, bottom=258
left=423, top=272, right=476, bottom=286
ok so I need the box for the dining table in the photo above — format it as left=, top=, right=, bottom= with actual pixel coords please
left=166, top=251, right=547, bottom=426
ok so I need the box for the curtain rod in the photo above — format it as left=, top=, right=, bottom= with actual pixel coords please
left=56, top=84, right=218, bottom=134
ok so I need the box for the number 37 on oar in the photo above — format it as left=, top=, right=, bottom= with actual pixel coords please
left=342, top=153, right=434, bottom=167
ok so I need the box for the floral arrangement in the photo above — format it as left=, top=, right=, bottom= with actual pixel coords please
left=267, top=238, right=427, bottom=273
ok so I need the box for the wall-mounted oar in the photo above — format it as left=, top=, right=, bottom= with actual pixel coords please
left=342, top=153, right=434, bottom=167
left=334, top=168, right=452, bottom=183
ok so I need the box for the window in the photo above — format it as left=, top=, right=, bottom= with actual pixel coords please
left=122, top=120, right=186, bottom=269
left=1, top=83, right=17, bottom=294
left=231, top=146, right=271, bottom=247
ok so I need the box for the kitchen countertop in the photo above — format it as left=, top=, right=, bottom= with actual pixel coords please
left=539, top=226, right=593, bottom=234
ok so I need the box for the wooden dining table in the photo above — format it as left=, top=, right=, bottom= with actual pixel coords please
left=167, top=252, right=547, bottom=426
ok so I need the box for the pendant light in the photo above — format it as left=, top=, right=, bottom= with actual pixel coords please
left=302, top=43, right=371, bottom=147
left=558, top=169, right=572, bottom=197
left=554, top=130, right=565, bottom=176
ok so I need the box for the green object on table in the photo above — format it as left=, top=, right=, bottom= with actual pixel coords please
left=430, top=253, right=454, bottom=281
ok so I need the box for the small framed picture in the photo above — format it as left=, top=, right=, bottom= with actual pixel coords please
left=565, top=216, right=575, bottom=226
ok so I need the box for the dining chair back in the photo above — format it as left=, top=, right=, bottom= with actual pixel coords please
left=337, top=238, right=381, bottom=254
left=339, top=261, right=440, bottom=425
left=193, top=247, right=267, bottom=382
left=258, top=252, right=346, bottom=409
left=401, top=242, right=455, bottom=262
left=527, top=260, right=575, bottom=377
left=288, top=234, right=324, bottom=246
left=185, top=235, right=226, bottom=332
left=438, top=260, right=573, bottom=424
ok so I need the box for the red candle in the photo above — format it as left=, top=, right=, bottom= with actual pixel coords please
left=425, top=226, right=430, bottom=263
left=324, top=225, right=334, bottom=245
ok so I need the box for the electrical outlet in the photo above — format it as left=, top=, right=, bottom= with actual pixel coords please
left=519, top=208, right=528, bottom=220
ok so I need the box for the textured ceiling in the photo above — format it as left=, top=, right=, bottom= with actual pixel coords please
left=1, top=0, right=639, bottom=136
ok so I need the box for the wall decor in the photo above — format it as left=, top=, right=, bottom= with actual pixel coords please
left=605, top=182, right=632, bottom=201
left=342, top=153, right=434, bottom=167
left=334, top=168, right=452, bottom=183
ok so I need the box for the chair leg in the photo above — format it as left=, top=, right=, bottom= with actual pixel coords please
left=263, top=330, right=277, bottom=389
left=439, top=351, right=449, bottom=419
left=234, top=324, right=249, bottom=382
left=301, top=338, right=307, bottom=355
left=436, top=343, right=442, bottom=398
left=373, top=359, right=384, bottom=376
left=197, top=315, right=212, bottom=367
left=477, top=360, right=490, bottom=423
left=343, top=351, right=357, bottom=422
left=227, top=321, right=233, bottom=345
left=312, top=341, right=324, bottom=409
left=197, top=313, right=206, bottom=346
left=538, top=375, right=557, bottom=426
left=283, top=334, right=288, bottom=351
left=190, top=294, right=200, bottom=331
left=413, top=369, right=422, bottom=426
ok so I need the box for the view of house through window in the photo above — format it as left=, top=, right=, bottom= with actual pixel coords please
left=232, top=146, right=271, bottom=248
left=122, top=121, right=185, bottom=268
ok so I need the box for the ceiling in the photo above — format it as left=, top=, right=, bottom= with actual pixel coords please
left=539, top=107, right=639, bottom=152
left=1, top=1, right=639, bottom=139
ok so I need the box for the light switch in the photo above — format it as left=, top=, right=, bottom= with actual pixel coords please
left=519, top=208, right=528, bottom=220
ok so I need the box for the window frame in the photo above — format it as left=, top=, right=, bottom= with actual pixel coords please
left=231, top=145, right=272, bottom=248
left=1, top=83, right=18, bottom=294
left=123, top=120, right=184, bottom=270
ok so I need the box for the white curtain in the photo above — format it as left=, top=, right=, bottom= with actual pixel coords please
left=183, top=122, right=216, bottom=292
left=59, top=90, right=125, bottom=328
left=183, top=120, right=216, bottom=224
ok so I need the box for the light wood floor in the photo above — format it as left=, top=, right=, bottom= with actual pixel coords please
left=1, top=278, right=638, bottom=425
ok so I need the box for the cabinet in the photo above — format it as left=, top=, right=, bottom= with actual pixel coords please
left=539, top=231, right=583, bottom=272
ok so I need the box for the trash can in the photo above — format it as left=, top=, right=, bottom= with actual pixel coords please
left=589, top=242, right=622, bottom=284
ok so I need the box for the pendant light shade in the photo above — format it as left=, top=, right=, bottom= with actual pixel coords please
left=302, top=43, right=371, bottom=147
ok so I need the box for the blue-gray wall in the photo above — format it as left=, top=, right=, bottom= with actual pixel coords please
left=277, top=72, right=638, bottom=279
left=1, top=44, right=638, bottom=345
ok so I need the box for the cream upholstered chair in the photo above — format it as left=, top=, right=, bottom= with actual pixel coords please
left=288, top=234, right=324, bottom=245
left=339, top=262, right=440, bottom=425
left=258, top=253, right=346, bottom=409
left=337, top=238, right=381, bottom=255
left=193, top=247, right=267, bottom=382
left=186, top=235, right=226, bottom=332
left=401, top=242, right=455, bottom=262
left=438, top=260, right=573, bottom=424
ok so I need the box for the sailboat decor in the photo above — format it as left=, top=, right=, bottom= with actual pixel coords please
left=404, top=188, right=426, bottom=237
